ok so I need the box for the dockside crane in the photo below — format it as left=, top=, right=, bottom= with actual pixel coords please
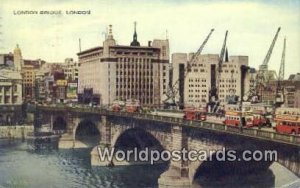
left=164, top=29, right=215, bottom=108
left=208, top=30, right=228, bottom=113
left=248, top=27, right=281, bottom=102
left=275, top=37, right=286, bottom=107
left=243, top=27, right=281, bottom=103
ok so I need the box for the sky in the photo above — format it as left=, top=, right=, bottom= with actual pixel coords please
left=0, top=0, right=299, bottom=79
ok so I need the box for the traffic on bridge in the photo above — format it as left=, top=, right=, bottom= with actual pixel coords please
left=35, top=103, right=300, bottom=147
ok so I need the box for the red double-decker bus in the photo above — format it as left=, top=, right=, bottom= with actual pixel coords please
left=224, top=111, right=254, bottom=128
left=224, top=103, right=271, bottom=128
left=125, top=99, right=140, bottom=113
left=274, top=108, right=300, bottom=134
left=183, top=107, right=206, bottom=121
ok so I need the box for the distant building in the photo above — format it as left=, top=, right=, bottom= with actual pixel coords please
left=35, top=70, right=46, bottom=102
left=62, top=58, right=79, bottom=82
left=0, top=53, right=14, bottom=67
left=77, top=24, right=169, bottom=106
left=13, top=44, right=22, bottom=71
left=12, top=44, right=46, bottom=101
left=22, top=64, right=36, bottom=100
left=260, top=73, right=300, bottom=108
left=35, top=62, right=65, bottom=103
left=21, top=59, right=46, bottom=101
left=53, top=71, right=67, bottom=103
left=0, top=45, right=23, bottom=125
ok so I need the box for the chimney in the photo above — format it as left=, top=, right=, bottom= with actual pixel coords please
left=148, top=41, right=152, bottom=47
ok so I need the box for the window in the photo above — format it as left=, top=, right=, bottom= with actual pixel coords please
left=162, top=46, right=166, bottom=56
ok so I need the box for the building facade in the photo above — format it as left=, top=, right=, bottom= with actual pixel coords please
left=0, top=45, right=23, bottom=125
left=62, top=58, right=79, bottom=82
left=172, top=53, right=251, bottom=108
left=260, top=73, right=300, bottom=108
left=21, top=59, right=45, bottom=101
left=35, top=63, right=64, bottom=103
left=78, top=24, right=169, bottom=106
left=0, top=53, right=14, bottom=66
left=22, top=64, right=35, bottom=100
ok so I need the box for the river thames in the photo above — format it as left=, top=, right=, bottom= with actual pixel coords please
left=0, top=140, right=299, bottom=188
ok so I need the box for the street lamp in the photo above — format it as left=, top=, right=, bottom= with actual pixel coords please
left=239, top=99, right=243, bottom=132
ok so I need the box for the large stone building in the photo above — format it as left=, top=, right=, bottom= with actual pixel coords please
left=172, top=53, right=253, bottom=108
left=78, top=24, right=169, bottom=106
left=0, top=45, right=23, bottom=125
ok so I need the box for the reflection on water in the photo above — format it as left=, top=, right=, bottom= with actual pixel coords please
left=0, top=140, right=298, bottom=188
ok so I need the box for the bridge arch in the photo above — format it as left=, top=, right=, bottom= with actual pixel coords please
left=52, top=116, right=67, bottom=131
left=73, top=118, right=101, bottom=148
left=190, top=150, right=275, bottom=187
left=111, top=127, right=166, bottom=151
left=110, top=127, right=167, bottom=165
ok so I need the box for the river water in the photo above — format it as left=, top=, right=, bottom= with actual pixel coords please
left=0, top=140, right=299, bottom=188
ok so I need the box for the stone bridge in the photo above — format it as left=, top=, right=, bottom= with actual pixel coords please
left=35, top=105, right=300, bottom=188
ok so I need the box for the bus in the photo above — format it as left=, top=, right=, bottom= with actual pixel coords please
left=183, top=107, right=206, bottom=121
left=125, top=99, right=140, bottom=113
left=224, top=111, right=254, bottom=127
left=224, top=103, right=271, bottom=128
left=274, top=108, right=300, bottom=134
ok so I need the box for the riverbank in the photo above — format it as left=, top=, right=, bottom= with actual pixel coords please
left=0, top=125, right=34, bottom=139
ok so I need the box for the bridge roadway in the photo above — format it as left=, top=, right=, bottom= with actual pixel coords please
left=38, top=105, right=300, bottom=147
left=34, top=105, right=300, bottom=187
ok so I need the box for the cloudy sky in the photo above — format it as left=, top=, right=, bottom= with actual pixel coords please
left=0, top=0, right=299, bottom=78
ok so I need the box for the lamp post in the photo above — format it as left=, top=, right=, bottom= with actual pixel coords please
left=239, top=98, right=243, bottom=132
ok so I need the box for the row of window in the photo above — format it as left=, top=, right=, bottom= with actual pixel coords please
left=0, top=86, right=18, bottom=92
left=115, top=51, right=154, bottom=56
left=188, top=84, right=207, bottom=87
left=116, top=62, right=153, bottom=69
left=220, top=79, right=237, bottom=83
left=116, top=71, right=154, bottom=76
left=225, top=116, right=241, bottom=121
left=188, top=99, right=207, bottom=103
left=221, top=70, right=238, bottom=73
left=219, top=89, right=236, bottom=93
left=117, top=58, right=153, bottom=64
left=116, top=85, right=153, bottom=89
left=189, top=64, right=238, bottom=68
left=220, top=85, right=237, bottom=88
left=116, top=78, right=154, bottom=82
left=192, top=69, right=206, bottom=73
left=188, top=94, right=206, bottom=98
left=188, top=79, right=207, bottom=82
left=116, top=91, right=153, bottom=97
left=0, top=96, right=19, bottom=104
left=280, top=122, right=300, bottom=126
left=188, top=89, right=208, bottom=93
left=23, top=80, right=34, bottom=83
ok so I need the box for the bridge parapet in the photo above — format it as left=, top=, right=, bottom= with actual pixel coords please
left=36, top=105, right=300, bottom=182
left=35, top=105, right=300, bottom=146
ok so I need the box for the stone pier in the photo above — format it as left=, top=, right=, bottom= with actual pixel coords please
left=158, top=125, right=192, bottom=187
